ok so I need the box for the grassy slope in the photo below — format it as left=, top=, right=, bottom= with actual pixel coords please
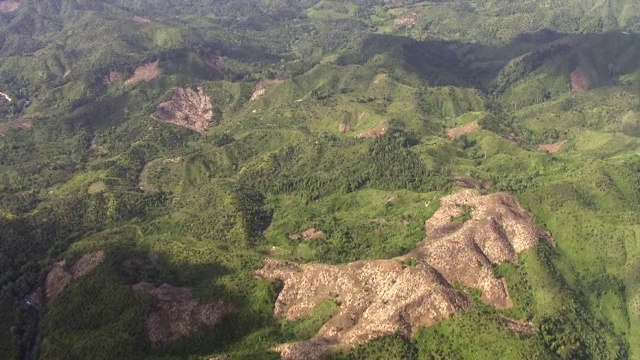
left=1, top=0, right=640, bottom=359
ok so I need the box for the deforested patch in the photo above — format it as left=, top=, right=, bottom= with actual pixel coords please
left=152, top=87, right=213, bottom=134
left=538, top=140, right=567, bottom=153
left=289, top=228, right=325, bottom=241
left=102, top=71, right=123, bottom=85
left=250, top=79, right=283, bottom=101
left=124, top=60, right=161, bottom=85
left=256, top=189, right=552, bottom=359
left=131, top=282, right=234, bottom=345
left=0, top=0, right=19, bottom=13
left=45, top=250, right=106, bottom=302
left=447, top=122, right=479, bottom=139
left=132, top=15, right=151, bottom=23
left=571, top=66, right=590, bottom=92
left=356, top=124, right=387, bottom=138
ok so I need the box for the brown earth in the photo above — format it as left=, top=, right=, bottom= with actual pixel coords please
left=395, top=12, right=418, bottom=27
left=289, top=228, right=325, bottom=241
left=12, top=117, right=31, bottom=129
left=206, top=56, right=225, bottom=71
left=256, top=189, right=553, bottom=359
left=103, top=71, right=123, bottom=85
left=538, top=140, right=567, bottom=153
left=124, top=61, right=161, bottom=86
left=131, top=282, right=234, bottom=345
left=132, top=15, right=151, bottom=23
left=0, top=0, right=19, bottom=13
left=356, top=124, right=387, bottom=138
left=453, top=176, right=490, bottom=190
left=45, top=250, right=106, bottom=302
left=338, top=123, right=350, bottom=133
left=447, top=122, right=479, bottom=139
left=152, top=87, right=213, bottom=134
left=571, top=66, right=590, bottom=92
left=250, top=79, right=283, bottom=101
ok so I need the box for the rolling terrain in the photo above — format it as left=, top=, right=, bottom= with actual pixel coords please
left=1, top=1, right=640, bottom=359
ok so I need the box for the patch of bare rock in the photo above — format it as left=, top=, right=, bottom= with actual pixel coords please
left=250, top=79, right=283, bottom=101
left=356, top=124, right=387, bottom=138
left=132, top=15, right=151, bottom=23
left=289, top=228, right=325, bottom=241
left=45, top=250, right=106, bottom=302
left=256, top=189, right=553, bottom=359
left=538, top=140, right=566, bottom=153
left=152, top=87, right=213, bottom=134
left=124, top=60, right=161, bottom=85
left=571, top=66, right=590, bottom=92
left=102, top=71, right=123, bottom=85
left=447, top=122, right=479, bottom=139
left=395, top=12, right=418, bottom=28
left=131, top=282, right=233, bottom=345
left=0, top=0, right=19, bottom=13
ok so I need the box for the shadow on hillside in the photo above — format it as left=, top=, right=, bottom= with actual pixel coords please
left=344, top=30, right=640, bottom=93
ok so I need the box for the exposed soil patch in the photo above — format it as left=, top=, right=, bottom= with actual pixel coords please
left=571, top=66, right=590, bottom=92
left=89, top=137, right=106, bottom=153
left=250, top=79, right=283, bottom=101
left=131, top=282, right=234, bottom=345
left=338, top=123, right=350, bottom=133
left=0, top=0, right=19, bottom=13
left=289, top=228, right=325, bottom=241
left=152, top=87, right=213, bottom=134
left=499, top=315, right=537, bottom=336
left=447, top=122, right=479, bottom=139
left=357, top=111, right=366, bottom=121
left=45, top=251, right=106, bottom=302
left=132, top=15, right=151, bottom=23
left=453, top=176, right=490, bottom=190
left=395, top=12, right=418, bottom=28
left=124, top=61, right=161, bottom=86
left=103, top=71, right=123, bottom=85
left=538, top=140, right=566, bottom=153
left=256, top=189, right=552, bottom=359
left=13, top=117, right=31, bottom=129
left=206, top=56, right=225, bottom=71
left=356, top=124, right=387, bottom=138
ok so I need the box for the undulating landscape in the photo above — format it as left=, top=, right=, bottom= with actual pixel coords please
left=1, top=0, right=640, bottom=359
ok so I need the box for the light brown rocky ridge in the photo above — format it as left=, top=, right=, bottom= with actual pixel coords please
left=152, top=87, right=213, bottom=134
left=256, top=189, right=553, bottom=359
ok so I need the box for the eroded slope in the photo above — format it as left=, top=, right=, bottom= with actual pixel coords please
left=256, top=189, right=553, bottom=359
left=152, top=87, right=213, bottom=134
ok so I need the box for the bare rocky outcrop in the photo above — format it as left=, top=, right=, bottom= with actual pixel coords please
left=256, top=189, right=552, bottom=359
left=538, top=140, right=567, bottom=153
left=250, top=80, right=283, bottom=101
left=571, top=66, right=590, bottom=92
left=131, top=283, right=234, bottom=345
left=132, top=15, right=151, bottom=23
left=356, top=124, right=387, bottom=138
left=152, top=87, right=213, bottom=134
left=0, top=0, right=19, bottom=13
left=395, top=12, right=418, bottom=28
left=102, top=71, right=123, bottom=85
left=289, top=228, right=325, bottom=241
left=124, top=61, right=161, bottom=86
left=448, top=122, right=479, bottom=139
left=45, top=250, right=106, bottom=302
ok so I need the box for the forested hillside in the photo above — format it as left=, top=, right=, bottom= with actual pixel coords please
left=1, top=0, right=640, bottom=359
